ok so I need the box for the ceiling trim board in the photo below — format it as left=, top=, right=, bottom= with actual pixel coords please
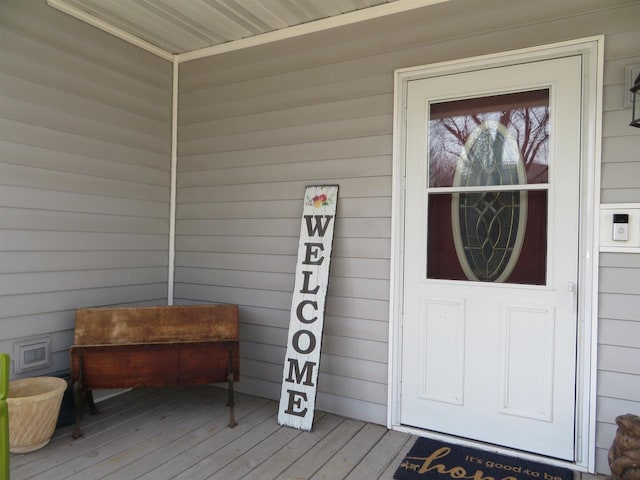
left=48, top=0, right=452, bottom=64
left=175, top=0, right=451, bottom=63
left=47, top=0, right=175, bottom=61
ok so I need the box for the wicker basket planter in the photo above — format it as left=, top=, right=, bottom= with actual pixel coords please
left=7, top=377, right=67, bottom=453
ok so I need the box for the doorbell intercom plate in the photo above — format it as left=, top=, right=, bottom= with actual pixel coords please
left=613, top=213, right=629, bottom=241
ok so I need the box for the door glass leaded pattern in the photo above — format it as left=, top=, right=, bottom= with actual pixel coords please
left=426, top=90, right=549, bottom=285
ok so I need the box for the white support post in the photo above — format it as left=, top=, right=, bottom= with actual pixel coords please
left=167, top=59, right=178, bottom=306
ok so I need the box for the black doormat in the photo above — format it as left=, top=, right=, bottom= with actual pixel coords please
left=394, top=437, right=573, bottom=480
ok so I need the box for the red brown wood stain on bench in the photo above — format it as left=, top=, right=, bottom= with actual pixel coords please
left=70, top=304, right=239, bottom=438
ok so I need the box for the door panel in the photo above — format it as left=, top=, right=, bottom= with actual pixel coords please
left=400, top=56, right=582, bottom=460
left=419, top=297, right=465, bottom=405
left=500, top=303, right=555, bottom=421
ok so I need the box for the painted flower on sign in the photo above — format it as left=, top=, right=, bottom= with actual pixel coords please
left=313, top=194, right=327, bottom=208
left=304, top=190, right=336, bottom=208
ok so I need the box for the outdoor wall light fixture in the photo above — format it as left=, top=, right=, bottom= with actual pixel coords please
left=631, top=72, right=640, bottom=128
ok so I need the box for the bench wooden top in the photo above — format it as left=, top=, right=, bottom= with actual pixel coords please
left=74, top=304, right=238, bottom=346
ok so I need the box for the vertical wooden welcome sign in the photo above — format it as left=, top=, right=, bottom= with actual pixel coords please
left=278, top=185, right=338, bottom=431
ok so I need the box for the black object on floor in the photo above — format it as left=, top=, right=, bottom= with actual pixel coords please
left=394, top=437, right=574, bottom=480
left=55, top=375, right=75, bottom=428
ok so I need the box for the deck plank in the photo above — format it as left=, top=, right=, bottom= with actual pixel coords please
left=10, top=386, right=203, bottom=479
left=346, top=429, right=416, bottom=480
left=206, top=414, right=314, bottom=480
left=67, top=389, right=245, bottom=480
left=310, top=422, right=388, bottom=480
left=377, top=434, right=419, bottom=480
left=99, top=392, right=260, bottom=480
left=173, top=412, right=285, bottom=479
left=274, top=418, right=366, bottom=480
left=23, top=387, right=218, bottom=480
left=136, top=400, right=278, bottom=479
left=241, top=413, right=345, bottom=480
left=7, top=386, right=412, bottom=480
left=9, top=386, right=152, bottom=470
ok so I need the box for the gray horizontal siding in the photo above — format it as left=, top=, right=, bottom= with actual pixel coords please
left=177, top=176, right=391, bottom=204
left=600, top=27, right=640, bottom=203
left=179, top=136, right=392, bottom=171
left=0, top=121, right=169, bottom=171
left=176, top=0, right=640, bottom=468
left=0, top=0, right=172, bottom=378
left=176, top=236, right=391, bottom=259
left=597, top=235, right=640, bottom=478
left=598, top=20, right=640, bottom=442
left=174, top=131, right=392, bottom=423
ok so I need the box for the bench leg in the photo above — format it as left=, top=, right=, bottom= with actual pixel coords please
left=227, top=346, right=237, bottom=428
left=72, top=380, right=84, bottom=439
left=72, top=356, right=100, bottom=439
left=72, top=384, right=100, bottom=439
left=227, top=371, right=237, bottom=428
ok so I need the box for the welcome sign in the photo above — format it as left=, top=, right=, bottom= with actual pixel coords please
left=278, top=185, right=338, bottom=431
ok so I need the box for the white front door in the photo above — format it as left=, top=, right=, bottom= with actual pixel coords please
left=400, top=56, right=582, bottom=460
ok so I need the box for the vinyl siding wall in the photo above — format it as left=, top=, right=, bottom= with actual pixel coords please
left=0, top=0, right=172, bottom=377
left=176, top=0, right=640, bottom=473
left=596, top=24, right=640, bottom=472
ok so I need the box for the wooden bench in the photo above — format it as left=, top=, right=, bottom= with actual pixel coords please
left=70, top=304, right=239, bottom=439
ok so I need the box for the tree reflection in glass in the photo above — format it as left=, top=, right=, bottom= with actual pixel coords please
left=426, top=89, right=550, bottom=285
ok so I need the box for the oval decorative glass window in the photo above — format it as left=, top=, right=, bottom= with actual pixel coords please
left=451, top=121, right=527, bottom=282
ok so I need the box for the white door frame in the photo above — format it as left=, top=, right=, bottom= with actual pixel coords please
left=388, top=36, right=603, bottom=472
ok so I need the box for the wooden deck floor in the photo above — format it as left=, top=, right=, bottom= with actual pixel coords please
left=9, top=385, right=415, bottom=480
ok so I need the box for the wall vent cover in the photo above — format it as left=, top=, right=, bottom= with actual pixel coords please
left=13, top=337, right=51, bottom=373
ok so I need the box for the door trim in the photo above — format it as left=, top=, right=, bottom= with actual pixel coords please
left=388, top=36, right=603, bottom=472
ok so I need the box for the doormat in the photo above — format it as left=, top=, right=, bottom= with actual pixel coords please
left=394, top=437, right=573, bottom=480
